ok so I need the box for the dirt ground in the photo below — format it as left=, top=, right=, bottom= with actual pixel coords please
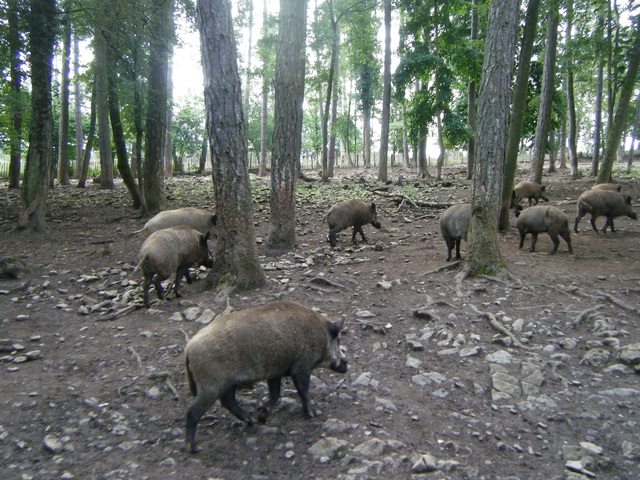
left=1, top=164, right=639, bottom=480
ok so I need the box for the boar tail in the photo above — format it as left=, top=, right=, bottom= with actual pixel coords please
left=127, top=228, right=144, bottom=239
left=185, top=354, right=198, bottom=397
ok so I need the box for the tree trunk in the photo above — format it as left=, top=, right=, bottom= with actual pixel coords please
left=466, top=0, right=478, bottom=180
left=267, top=0, right=308, bottom=251
left=363, top=105, right=371, bottom=168
left=321, top=12, right=339, bottom=181
left=566, top=0, right=579, bottom=179
left=402, top=103, right=410, bottom=168
left=628, top=91, right=640, bottom=173
left=462, top=0, right=519, bottom=279
left=530, top=0, right=559, bottom=184
left=94, top=27, right=114, bottom=189
left=499, top=0, right=540, bottom=231
left=198, top=135, right=207, bottom=174
left=57, top=3, right=71, bottom=185
left=144, top=0, right=173, bottom=212
left=597, top=20, right=640, bottom=184
left=74, top=32, right=84, bottom=180
left=19, top=0, right=56, bottom=231
left=418, top=130, right=429, bottom=178
left=165, top=54, right=174, bottom=180
left=378, top=0, right=391, bottom=183
left=592, top=55, right=604, bottom=176
left=78, top=85, right=96, bottom=188
left=198, top=0, right=265, bottom=290
left=328, top=31, right=340, bottom=178
left=7, top=0, right=23, bottom=189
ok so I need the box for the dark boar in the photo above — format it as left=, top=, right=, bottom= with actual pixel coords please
left=514, top=181, right=549, bottom=206
left=574, top=190, right=637, bottom=233
left=439, top=203, right=471, bottom=261
left=136, top=225, right=213, bottom=307
left=324, top=199, right=381, bottom=248
left=591, top=183, right=621, bottom=192
left=184, top=301, right=348, bottom=453
left=517, top=206, right=573, bottom=254
left=128, top=207, right=217, bottom=238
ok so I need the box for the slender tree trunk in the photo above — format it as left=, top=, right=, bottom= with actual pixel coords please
left=462, top=0, right=520, bottom=279
left=328, top=32, right=340, bottom=178
left=78, top=85, right=96, bottom=188
left=74, top=33, right=84, bottom=179
left=20, top=0, right=56, bottom=231
left=144, top=0, right=173, bottom=212
left=165, top=54, right=174, bottom=179
left=530, top=0, right=559, bottom=184
left=244, top=0, right=254, bottom=117
left=321, top=12, right=339, bottom=181
left=7, top=0, right=23, bottom=189
left=418, top=130, right=429, bottom=178
left=466, top=0, right=478, bottom=180
left=500, top=0, right=540, bottom=230
left=567, top=0, right=580, bottom=178
left=363, top=105, right=371, bottom=168
left=94, top=27, right=114, bottom=189
left=267, top=0, right=308, bottom=250
left=593, top=14, right=605, bottom=176
left=378, top=0, right=391, bottom=183
left=597, top=20, right=640, bottom=184
left=628, top=91, right=640, bottom=173
left=198, top=0, right=265, bottom=290
left=560, top=116, right=567, bottom=169
left=402, top=103, right=409, bottom=168
left=58, top=3, right=71, bottom=185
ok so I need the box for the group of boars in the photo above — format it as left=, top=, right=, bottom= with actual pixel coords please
left=126, top=183, right=635, bottom=453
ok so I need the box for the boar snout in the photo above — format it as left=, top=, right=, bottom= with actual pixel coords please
left=331, top=356, right=348, bottom=373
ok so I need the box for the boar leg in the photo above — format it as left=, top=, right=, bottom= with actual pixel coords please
left=220, top=386, right=255, bottom=425
left=518, top=232, right=526, bottom=250
left=257, top=377, right=282, bottom=424
left=548, top=233, right=560, bottom=255
left=528, top=233, right=538, bottom=252
left=589, top=216, right=600, bottom=233
left=186, top=390, right=218, bottom=453
left=352, top=225, right=366, bottom=244
left=329, top=229, right=338, bottom=248
left=560, top=231, right=573, bottom=254
left=454, top=239, right=461, bottom=260
left=174, top=266, right=191, bottom=297
left=444, top=238, right=453, bottom=261
left=292, top=373, right=316, bottom=418
left=574, top=211, right=587, bottom=233
left=602, top=216, right=615, bottom=233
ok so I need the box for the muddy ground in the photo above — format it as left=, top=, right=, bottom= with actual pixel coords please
left=1, top=164, right=639, bottom=480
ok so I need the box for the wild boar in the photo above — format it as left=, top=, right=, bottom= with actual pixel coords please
left=184, top=300, right=348, bottom=453
left=514, top=181, right=549, bottom=206
left=516, top=206, right=573, bottom=254
left=136, top=225, right=213, bottom=307
left=591, top=183, right=621, bottom=192
left=324, top=199, right=381, bottom=248
left=128, top=207, right=217, bottom=238
left=439, top=203, right=471, bottom=261
left=574, top=190, right=637, bottom=233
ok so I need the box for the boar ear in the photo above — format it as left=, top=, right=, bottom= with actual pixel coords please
left=370, top=203, right=377, bottom=213
left=327, top=318, right=345, bottom=338
left=202, top=232, right=210, bottom=243
left=625, top=196, right=632, bottom=205
left=540, top=185, right=546, bottom=192
left=211, top=214, right=217, bottom=226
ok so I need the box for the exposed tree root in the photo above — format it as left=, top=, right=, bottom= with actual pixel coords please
left=469, top=304, right=524, bottom=348
left=570, top=305, right=605, bottom=329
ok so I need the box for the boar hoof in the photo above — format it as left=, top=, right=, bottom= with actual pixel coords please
left=257, top=408, right=269, bottom=424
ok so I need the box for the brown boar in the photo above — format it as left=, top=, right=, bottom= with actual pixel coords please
left=439, top=203, right=471, bottom=261
left=184, top=301, right=348, bottom=453
left=136, top=225, right=213, bottom=307
left=591, top=183, right=621, bottom=192
left=516, top=206, right=573, bottom=254
left=324, top=199, right=381, bottom=248
left=128, top=207, right=217, bottom=238
left=514, top=181, right=549, bottom=206
left=574, top=190, right=637, bottom=233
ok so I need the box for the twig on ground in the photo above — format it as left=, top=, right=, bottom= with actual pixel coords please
left=421, top=261, right=462, bottom=276
left=97, top=304, right=140, bottom=321
left=597, top=292, right=638, bottom=313
left=469, top=304, right=523, bottom=348
left=570, top=305, right=605, bottom=329
left=127, top=346, right=143, bottom=368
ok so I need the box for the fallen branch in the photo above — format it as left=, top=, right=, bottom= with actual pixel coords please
left=308, top=276, right=347, bottom=290
left=97, top=304, right=140, bottom=321
left=127, top=347, right=143, bottom=368
left=420, top=261, right=462, bottom=276
left=469, top=304, right=523, bottom=348
left=570, top=304, right=605, bottom=329
left=598, top=292, right=638, bottom=313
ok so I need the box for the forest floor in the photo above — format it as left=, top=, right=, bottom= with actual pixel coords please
left=1, top=163, right=640, bottom=480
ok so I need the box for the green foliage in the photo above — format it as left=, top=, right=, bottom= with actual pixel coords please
left=172, top=95, right=205, bottom=164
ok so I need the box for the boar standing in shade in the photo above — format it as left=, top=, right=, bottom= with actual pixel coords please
left=591, top=183, right=621, bottom=192
left=136, top=225, right=213, bottom=307
left=128, top=207, right=217, bottom=238
left=324, top=199, right=381, bottom=248
left=514, top=181, right=549, bottom=206
left=439, top=203, right=471, bottom=261
left=184, top=301, right=348, bottom=453
left=517, top=206, right=573, bottom=254
left=574, top=190, right=637, bottom=233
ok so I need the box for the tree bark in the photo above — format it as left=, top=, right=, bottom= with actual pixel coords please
left=378, top=0, right=391, bottom=183
left=267, top=0, right=308, bottom=251
left=198, top=0, right=265, bottom=290
left=628, top=91, right=640, bottom=173
left=57, top=3, right=71, bottom=186
left=466, top=0, right=478, bottom=180
left=78, top=85, right=96, bottom=189
left=74, top=32, right=84, bottom=179
left=164, top=54, right=174, bottom=180
left=462, top=0, right=520, bottom=279
left=94, top=27, right=114, bottom=189
left=499, top=0, right=540, bottom=231
left=597, top=20, right=640, bottom=184
left=20, top=0, right=57, bottom=231
left=530, top=0, right=559, bottom=184
left=7, top=0, right=23, bottom=189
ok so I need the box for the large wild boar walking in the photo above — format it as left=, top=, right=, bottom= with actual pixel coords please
left=439, top=203, right=471, bottom=261
left=128, top=207, right=217, bottom=238
left=516, top=206, right=573, bottom=254
left=324, top=199, right=381, bottom=248
left=514, top=181, right=549, bottom=206
left=574, top=190, right=637, bottom=233
left=184, top=301, right=348, bottom=453
left=136, top=225, right=213, bottom=307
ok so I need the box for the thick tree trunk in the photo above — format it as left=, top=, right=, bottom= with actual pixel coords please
left=592, top=56, right=604, bottom=176
left=378, top=0, right=391, bottom=183
left=94, top=28, right=114, bottom=189
left=530, top=0, right=559, bottom=184
left=462, top=0, right=519, bottom=279
left=74, top=33, right=84, bottom=179
left=628, top=91, right=640, bottom=173
left=7, top=0, right=23, bottom=189
left=20, top=0, right=57, bottom=231
left=267, top=0, right=308, bottom=251
left=499, top=0, right=540, bottom=231
left=363, top=105, right=371, bottom=168
left=78, top=85, right=96, bottom=189
left=328, top=34, right=340, bottom=178
left=466, top=0, right=478, bottom=180
left=57, top=4, right=71, bottom=185
left=198, top=0, right=265, bottom=290
left=597, top=20, right=640, bottom=184
left=164, top=54, right=174, bottom=180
